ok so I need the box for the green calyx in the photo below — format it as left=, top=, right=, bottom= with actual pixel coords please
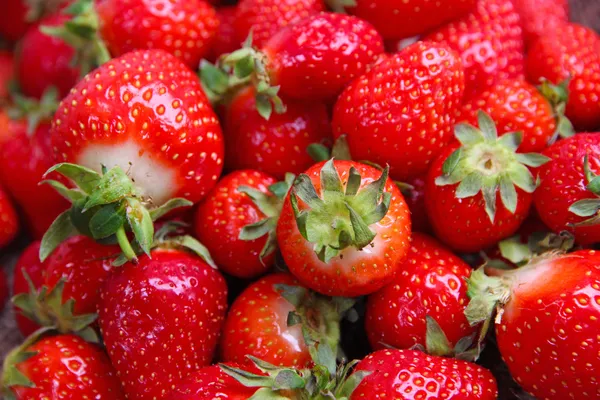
left=436, top=110, right=551, bottom=223
left=199, top=34, right=286, bottom=120
left=464, top=267, right=513, bottom=328
left=7, top=87, right=58, bottom=134
left=493, top=230, right=575, bottom=268
left=538, top=79, right=575, bottom=141
left=291, top=159, right=391, bottom=263
left=239, top=174, right=295, bottom=261
left=418, top=316, right=483, bottom=362
left=40, top=0, right=110, bottom=76
left=40, top=163, right=193, bottom=265
left=324, top=0, right=357, bottom=13
left=307, top=135, right=353, bottom=163
left=568, top=154, right=600, bottom=226
left=24, top=0, right=69, bottom=22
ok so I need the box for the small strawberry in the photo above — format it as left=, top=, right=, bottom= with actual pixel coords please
left=277, top=159, right=411, bottom=297
left=0, top=184, right=18, bottom=249
left=458, top=79, right=567, bottom=153
left=194, top=170, right=292, bottom=279
left=2, top=334, right=125, bottom=399
left=332, top=41, right=465, bottom=181
left=223, top=87, right=332, bottom=177
left=351, top=349, right=498, bottom=400
left=526, top=23, right=600, bottom=131
left=220, top=273, right=349, bottom=368
left=0, top=51, right=14, bottom=102
left=513, top=0, right=569, bottom=47
left=98, top=241, right=228, bottom=400
left=425, top=111, right=550, bottom=252
left=465, top=250, right=600, bottom=400
left=425, top=0, right=525, bottom=99
left=208, top=6, right=239, bottom=62
left=534, top=133, right=600, bottom=245
left=366, top=233, right=477, bottom=355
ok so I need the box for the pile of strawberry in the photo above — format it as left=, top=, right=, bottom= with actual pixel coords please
left=0, top=0, right=599, bottom=399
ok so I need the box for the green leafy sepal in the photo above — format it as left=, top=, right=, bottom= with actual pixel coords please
left=568, top=154, right=600, bottom=226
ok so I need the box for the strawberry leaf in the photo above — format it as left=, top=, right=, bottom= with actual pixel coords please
left=89, top=203, right=125, bottom=239
left=425, top=316, right=453, bottom=357
left=39, top=210, right=75, bottom=261
left=149, top=198, right=193, bottom=221
left=83, top=166, right=136, bottom=211
left=125, top=198, right=153, bottom=257
left=44, top=163, right=101, bottom=194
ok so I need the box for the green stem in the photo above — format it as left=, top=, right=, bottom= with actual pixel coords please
left=116, top=226, right=137, bottom=262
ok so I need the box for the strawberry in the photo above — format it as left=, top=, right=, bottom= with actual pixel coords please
left=332, top=41, right=465, bottom=181
left=458, top=79, right=565, bottom=153
left=425, top=111, right=549, bottom=253
left=526, top=23, right=600, bottom=131
left=351, top=349, right=498, bottom=399
left=534, top=133, right=600, bottom=245
left=277, top=159, right=411, bottom=297
left=194, top=170, right=292, bottom=278
left=223, top=87, right=332, bottom=177
left=0, top=184, right=18, bottom=249
left=233, top=0, right=324, bottom=48
left=0, top=0, right=69, bottom=42
left=208, top=6, right=239, bottom=62
left=397, top=176, right=430, bottom=233
left=0, top=51, right=14, bottom=102
left=17, top=14, right=80, bottom=99
left=98, top=245, right=228, bottom=400
left=220, top=273, right=348, bottom=368
left=513, top=0, right=569, bottom=47
left=337, top=0, right=477, bottom=40
left=365, top=233, right=477, bottom=355
left=465, top=250, right=600, bottom=400
left=425, top=0, right=525, bottom=100
left=2, top=334, right=125, bottom=399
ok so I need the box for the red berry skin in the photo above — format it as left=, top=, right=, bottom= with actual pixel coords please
left=513, top=0, right=569, bottom=47
left=233, top=0, right=325, bottom=48
left=9, top=335, right=126, bottom=399
left=220, top=273, right=312, bottom=368
left=263, top=13, right=384, bottom=101
left=458, top=79, right=557, bottom=153
left=17, top=15, right=80, bottom=99
left=98, top=248, right=228, bottom=400
left=366, top=233, right=475, bottom=351
left=0, top=51, right=14, bottom=100
left=526, top=23, right=600, bottom=131
left=224, top=87, right=332, bottom=179
left=351, top=349, right=498, bottom=400
left=51, top=49, right=224, bottom=205
left=96, top=0, right=219, bottom=68
left=194, top=170, right=277, bottom=279
left=495, top=250, right=600, bottom=400
left=208, top=6, right=239, bottom=62
left=332, top=41, right=465, bottom=181
left=0, top=184, right=18, bottom=249
left=12, top=241, right=47, bottom=336
left=277, top=160, right=411, bottom=297
left=425, top=0, right=525, bottom=100
left=0, top=0, right=30, bottom=41
left=534, top=133, right=600, bottom=245
left=425, top=144, right=533, bottom=253
left=0, top=118, right=69, bottom=239
left=400, top=175, right=430, bottom=233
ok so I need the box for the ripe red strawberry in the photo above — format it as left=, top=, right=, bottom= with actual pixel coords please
left=224, top=87, right=332, bottom=178
left=339, top=0, right=476, bottom=40
left=425, top=0, right=525, bottom=100
left=220, top=273, right=347, bottom=368
left=351, top=349, right=498, bottom=399
left=513, top=0, right=569, bottom=47
left=534, top=133, right=600, bottom=245
left=466, top=250, right=600, bottom=400
left=366, top=233, right=476, bottom=354
left=17, top=14, right=79, bottom=99
left=51, top=49, right=223, bottom=206
left=425, top=111, right=549, bottom=252
left=458, top=79, right=561, bottom=153
left=277, top=160, right=411, bottom=297
left=397, top=176, right=430, bottom=233
left=3, top=334, right=125, bottom=399
left=0, top=185, right=18, bottom=248
left=98, top=247, right=228, bottom=400
left=208, top=6, right=238, bottom=62
left=194, top=170, right=292, bottom=278
left=0, top=51, right=14, bottom=101
left=526, top=23, right=600, bottom=131
left=233, top=0, right=324, bottom=48
left=332, top=41, right=465, bottom=181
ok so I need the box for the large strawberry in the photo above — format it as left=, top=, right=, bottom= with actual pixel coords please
left=220, top=273, right=349, bottom=368
left=466, top=250, right=600, bottom=400
left=223, top=87, right=332, bottom=177
left=194, top=170, right=292, bottom=278
left=2, top=334, right=125, bottom=399
left=513, top=0, right=569, bottom=47
left=425, top=111, right=549, bottom=252
left=534, top=133, right=600, bottom=245
left=0, top=185, right=18, bottom=249
left=526, top=23, right=600, bottom=131
left=351, top=349, right=498, bottom=399
left=425, top=0, right=525, bottom=99
left=277, top=159, right=411, bottom=297
left=332, top=41, right=464, bottom=181
left=366, top=233, right=477, bottom=355
left=98, top=243, right=227, bottom=400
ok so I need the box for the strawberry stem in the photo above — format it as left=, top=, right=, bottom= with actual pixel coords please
left=115, top=225, right=137, bottom=262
